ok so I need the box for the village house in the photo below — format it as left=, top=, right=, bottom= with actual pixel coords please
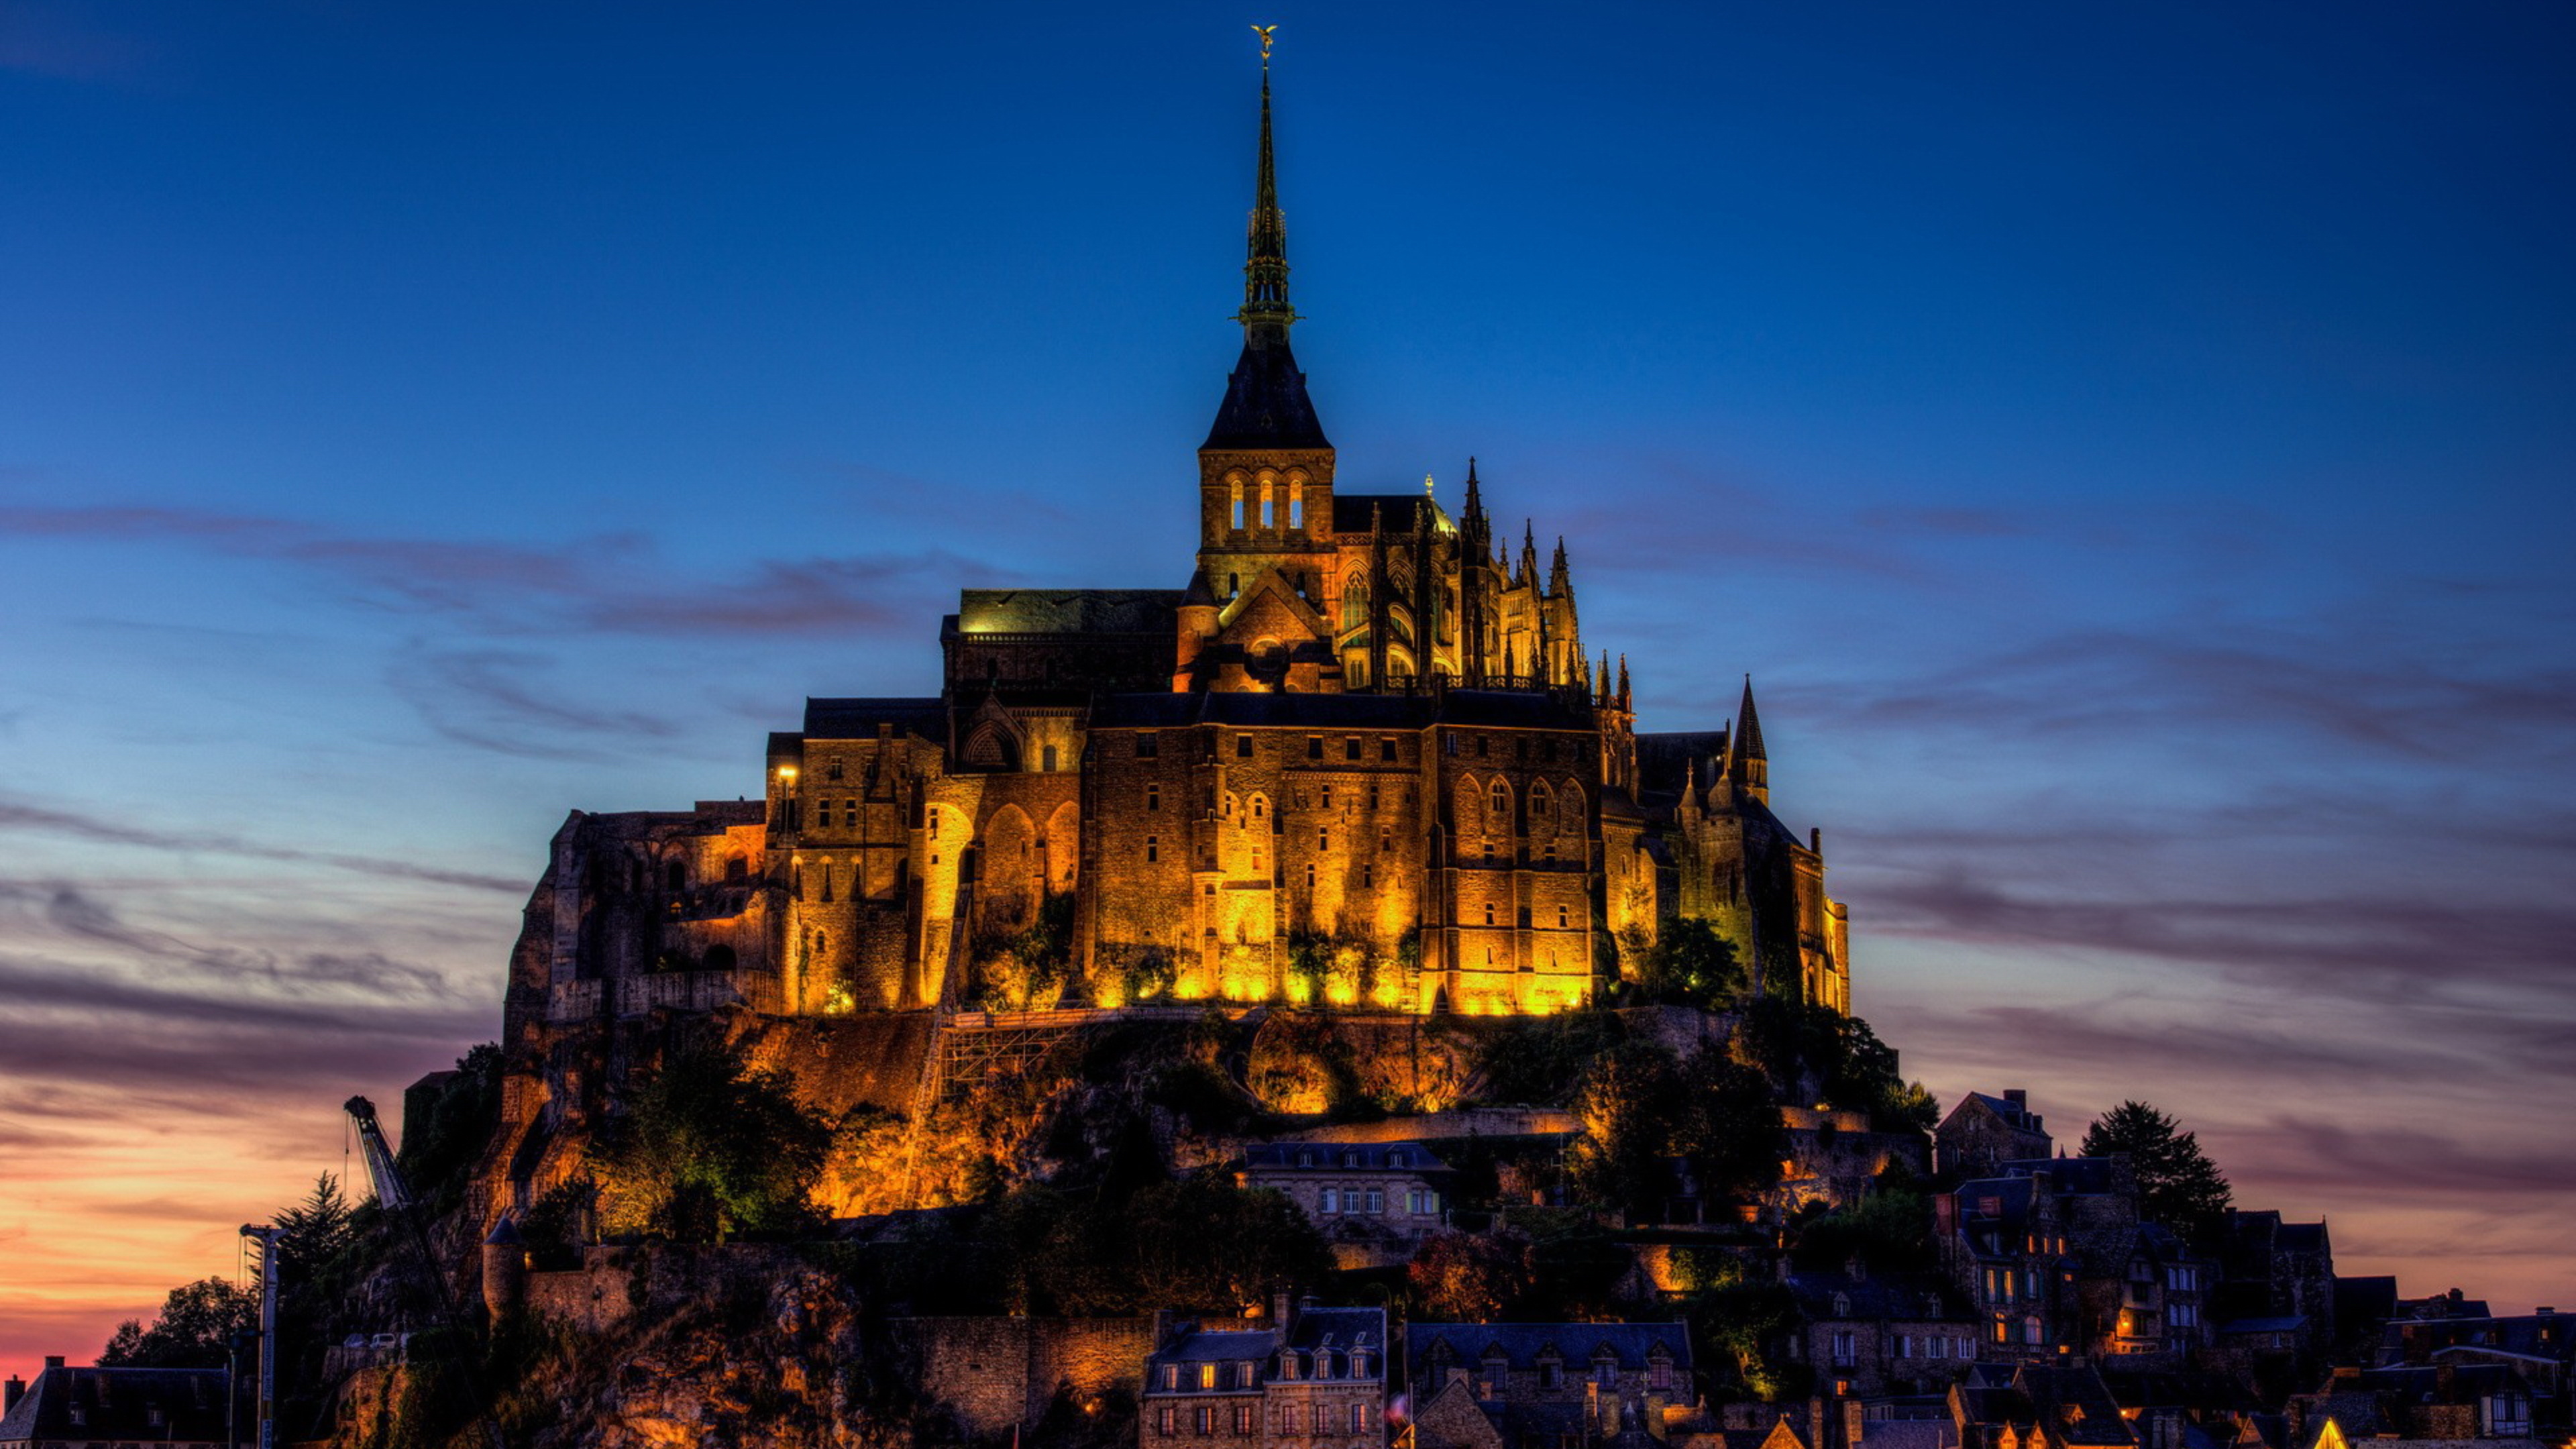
left=1933, top=1094, right=2052, bottom=1183
left=1238, top=1141, right=1453, bottom=1269
left=1947, top=1362, right=2137, bottom=1449
left=1408, top=1322, right=1692, bottom=1449
left=1140, top=1295, right=1389, bottom=1449
left=0, top=1358, right=232, bottom=1448
left=1778, top=1268, right=1983, bottom=1400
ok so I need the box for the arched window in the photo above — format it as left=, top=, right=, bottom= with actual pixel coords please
left=1289, top=480, right=1303, bottom=529
left=1250, top=795, right=1267, bottom=820
left=1489, top=780, right=1510, bottom=818
left=1259, top=480, right=1274, bottom=529
left=1529, top=781, right=1553, bottom=819
left=1341, top=578, right=1369, bottom=631
left=1231, top=478, right=1244, bottom=530
left=1224, top=791, right=1240, bottom=819
left=724, top=854, right=747, bottom=882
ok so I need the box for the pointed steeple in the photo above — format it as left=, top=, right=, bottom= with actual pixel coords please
left=1735, top=675, right=1767, bottom=763
left=1203, top=34, right=1328, bottom=451
left=1519, top=521, right=1538, bottom=586
left=1462, top=457, right=1486, bottom=527
left=1616, top=653, right=1631, bottom=711
left=1728, top=675, right=1770, bottom=803
left=1242, top=36, right=1293, bottom=336
left=1550, top=535, right=1570, bottom=596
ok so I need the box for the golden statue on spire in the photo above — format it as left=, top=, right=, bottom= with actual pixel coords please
left=1252, top=24, right=1277, bottom=64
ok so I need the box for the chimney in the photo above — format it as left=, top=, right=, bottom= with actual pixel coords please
left=2003, top=1089, right=2028, bottom=1111
left=43, top=1356, right=63, bottom=1370
left=3, top=1376, right=22, bottom=1413
left=1273, top=1289, right=1293, bottom=1331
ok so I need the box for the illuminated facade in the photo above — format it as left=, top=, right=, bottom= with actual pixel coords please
left=505, top=54, right=1852, bottom=1030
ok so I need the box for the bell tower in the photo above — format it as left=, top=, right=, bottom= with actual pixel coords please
left=1193, top=31, right=1336, bottom=601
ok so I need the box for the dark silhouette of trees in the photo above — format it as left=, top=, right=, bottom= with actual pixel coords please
left=2082, top=1100, right=2233, bottom=1237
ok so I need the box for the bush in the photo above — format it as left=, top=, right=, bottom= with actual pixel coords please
left=590, top=1037, right=832, bottom=1241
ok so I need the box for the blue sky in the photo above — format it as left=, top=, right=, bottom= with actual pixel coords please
left=2, top=1, right=2571, bottom=1371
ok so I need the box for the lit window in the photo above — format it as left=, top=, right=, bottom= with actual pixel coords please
left=1199, top=1362, right=1217, bottom=1390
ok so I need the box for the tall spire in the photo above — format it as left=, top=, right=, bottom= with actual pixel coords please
left=1203, top=29, right=1328, bottom=452
left=1735, top=674, right=1767, bottom=762
left=1240, top=30, right=1294, bottom=339
left=1729, top=674, right=1770, bottom=804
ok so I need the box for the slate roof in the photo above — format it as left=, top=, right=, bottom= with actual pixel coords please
left=1634, top=731, right=1730, bottom=798
left=0, top=1364, right=230, bottom=1444
left=1330, top=494, right=1446, bottom=535
left=1859, top=1421, right=1960, bottom=1449
left=1784, top=1270, right=1974, bottom=1323
left=1409, top=1321, right=1690, bottom=1374
left=1205, top=335, right=1330, bottom=451
left=955, top=588, right=1183, bottom=635
left=2220, top=1316, right=2310, bottom=1336
left=1243, top=1140, right=1450, bottom=1174
left=1144, top=1306, right=1388, bottom=1395
left=801, top=697, right=947, bottom=740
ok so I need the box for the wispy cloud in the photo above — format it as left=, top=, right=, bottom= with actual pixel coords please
left=0, top=794, right=527, bottom=894
left=0, top=502, right=988, bottom=640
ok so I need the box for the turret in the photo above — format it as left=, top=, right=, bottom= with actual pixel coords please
left=1728, top=675, right=1770, bottom=804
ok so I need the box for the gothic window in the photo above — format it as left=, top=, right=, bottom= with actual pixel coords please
left=1529, top=782, right=1552, bottom=818
left=1489, top=780, right=1510, bottom=820
left=1342, top=577, right=1368, bottom=630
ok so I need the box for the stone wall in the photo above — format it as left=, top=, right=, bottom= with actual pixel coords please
left=900, top=1316, right=1157, bottom=1436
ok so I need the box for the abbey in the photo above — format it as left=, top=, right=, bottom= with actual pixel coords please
left=511, top=58, right=1850, bottom=1028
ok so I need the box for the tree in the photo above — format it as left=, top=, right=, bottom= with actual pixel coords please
left=1636, top=918, right=1746, bottom=1008
left=1671, top=1051, right=1786, bottom=1209
left=1408, top=1230, right=1533, bottom=1321
left=591, top=1036, right=833, bottom=1240
left=2081, top=1101, right=2233, bottom=1236
left=1566, top=1042, right=1684, bottom=1222
left=100, top=1277, right=258, bottom=1368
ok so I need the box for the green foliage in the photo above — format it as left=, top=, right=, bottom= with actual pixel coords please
left=1792, top=1175, right=1935, bottom=1275
left=1286, top=930, right=1334, bottom=1000
left=977, top=892, right=1077, bottom=1008
left=1568, top=1041, right=1685, bottom=1220
left=987, top=1171, right=1332, bottom=1317
left=518, top=1180, right=595, bottom=1271
left=1468, top=1011, right=1623, bottom=1106
left=100, top=1277, right=258, bottom=1368
left=1671, top=1051, right=1786, bottom=1208
left=2081, top=1101, right=2234, bottom=1237
left=591, top=1037, right=833, bottom=1241
left=1568, top=1039, right=1784, bottom=1224
left=1735, top=1000, right=1937, bottom=1133
left=1692, top=1278, right=1808, bottom=1402
left=1635, top=918, right=1748, bottom=1009
left=1407, top=1230, right=1534, bottom=1320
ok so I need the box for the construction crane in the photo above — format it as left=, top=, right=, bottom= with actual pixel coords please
left=344, top=1095, right=506, bottom=1449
